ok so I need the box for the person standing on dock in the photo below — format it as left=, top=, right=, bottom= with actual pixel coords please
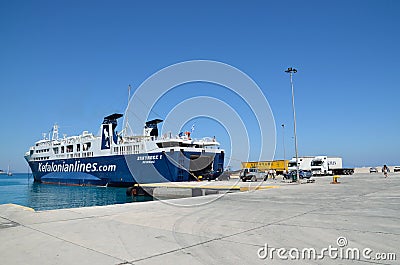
left=383, top=165, right=389, bottom=178
left=267, top=169, right=276, bottom=180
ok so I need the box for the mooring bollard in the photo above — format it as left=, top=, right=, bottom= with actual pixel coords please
left=331, top=175, right=341, bottom=184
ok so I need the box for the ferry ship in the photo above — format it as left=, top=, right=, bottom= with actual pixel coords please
left=24, top=114, right=224, bottom=186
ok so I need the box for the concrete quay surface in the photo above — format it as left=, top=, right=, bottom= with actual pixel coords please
left=0, top=173, right=399, bottom=265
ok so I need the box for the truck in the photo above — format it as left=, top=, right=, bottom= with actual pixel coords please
left=310, top=156, right=354, bottom=176
left=287, top=156, right=314, bottom=172
left=241, top=160, right=288, bottom=175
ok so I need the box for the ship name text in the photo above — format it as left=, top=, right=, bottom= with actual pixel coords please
left=38, top=161, right=117, bottom=173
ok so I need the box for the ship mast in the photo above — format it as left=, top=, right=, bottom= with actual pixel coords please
left=52, top=124, right=59, bottom=140
left=124, top=84, right=132, bottom=137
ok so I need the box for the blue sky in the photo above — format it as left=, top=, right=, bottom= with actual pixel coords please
left=1, top=0, right=399, bottom=172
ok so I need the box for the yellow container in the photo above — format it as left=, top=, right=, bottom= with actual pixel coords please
left=241, top=160, right=288, bottom=174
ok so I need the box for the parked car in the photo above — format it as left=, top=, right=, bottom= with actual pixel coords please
left=240, top=168, right=267, bottom=182
left=285, top=170, right=312, bottom=180
left=369, top=167, right=378, bottom=173
left=201, top=169, right=223, bottom=181
left=394, top=166, right=400, bottom=172
left=216, top=171, right=231, bottom=181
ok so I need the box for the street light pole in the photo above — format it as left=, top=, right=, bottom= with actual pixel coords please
left=285, top=67, right=299, bottom=183
left=281, top=124, right=286, bottom=161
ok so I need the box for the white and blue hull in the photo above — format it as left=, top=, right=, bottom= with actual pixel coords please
left=28, top=151, right=224, bottom=187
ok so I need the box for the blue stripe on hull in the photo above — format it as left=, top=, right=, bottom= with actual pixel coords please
left=28, top=152, right=224, bottom=187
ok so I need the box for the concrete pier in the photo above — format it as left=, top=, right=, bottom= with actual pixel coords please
left=128, top=181, right=281, bottom=198
left=0, top=173, right=399, bottom=264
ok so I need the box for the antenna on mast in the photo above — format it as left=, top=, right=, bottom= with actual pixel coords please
left=128, top=84, right=131, bottom=105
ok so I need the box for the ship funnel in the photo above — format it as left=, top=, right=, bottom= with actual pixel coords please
left=144, top=119, right=163, bottom=138
left=101, top=113, right=123, bottom=150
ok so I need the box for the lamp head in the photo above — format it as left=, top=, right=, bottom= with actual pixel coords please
left=285, top=67, right=297, bottom=73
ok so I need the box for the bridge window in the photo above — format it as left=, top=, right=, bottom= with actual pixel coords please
left=66, top=145, right=73, bottom=153
left=83, top=142, right=91, bottom=151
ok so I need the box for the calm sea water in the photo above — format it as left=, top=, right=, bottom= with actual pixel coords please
left=0, top=173, right=152, bottom=211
